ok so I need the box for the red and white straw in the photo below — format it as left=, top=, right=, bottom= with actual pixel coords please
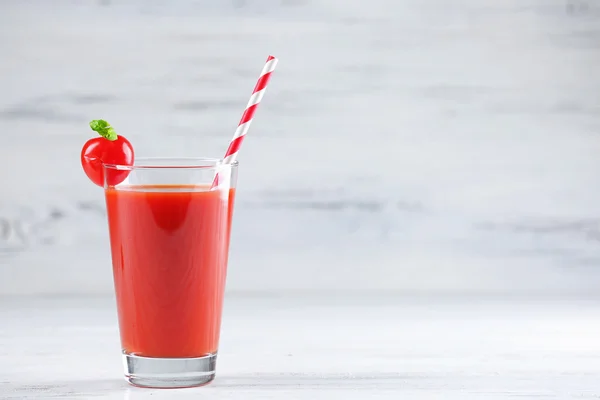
left=224, top=55, right=278, bottom=164
left=213, top=55, right=278, bottom=187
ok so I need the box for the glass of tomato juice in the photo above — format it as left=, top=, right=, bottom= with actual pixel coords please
left=102, top=158, right=237, bottom=388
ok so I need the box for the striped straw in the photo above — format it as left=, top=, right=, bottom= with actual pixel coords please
left=212, top=55, right=278, bottom=188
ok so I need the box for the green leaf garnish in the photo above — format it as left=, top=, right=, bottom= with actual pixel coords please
left=89, top=119, right=118, bottom=141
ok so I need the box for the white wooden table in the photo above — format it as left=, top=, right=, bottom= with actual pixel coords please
left=1, top=294, right=599, bottom=399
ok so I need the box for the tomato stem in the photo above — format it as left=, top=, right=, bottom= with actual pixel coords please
left=90, top=119, right=118, bottom=141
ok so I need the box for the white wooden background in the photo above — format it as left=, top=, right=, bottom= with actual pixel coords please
left=1, top=0, right=600, bottom=296
left=2, top=2, right=600, bottom=398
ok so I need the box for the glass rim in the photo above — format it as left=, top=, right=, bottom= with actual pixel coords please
left=103, top=157, right=239, bottom=171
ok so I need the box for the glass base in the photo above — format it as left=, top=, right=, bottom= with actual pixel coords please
left=123, top=352, right=217, bottom=388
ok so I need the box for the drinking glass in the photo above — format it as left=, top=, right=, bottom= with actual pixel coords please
left=103, top=158, right=238, bottom=388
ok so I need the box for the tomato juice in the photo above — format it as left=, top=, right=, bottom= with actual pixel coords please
left=105, top=185, right=235, bottom=358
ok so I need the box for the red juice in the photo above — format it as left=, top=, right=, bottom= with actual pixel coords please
left=105, top=185, right=235, bottom=358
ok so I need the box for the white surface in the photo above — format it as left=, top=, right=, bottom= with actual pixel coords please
left=1, top=294, right=600, bottom=399
left=1, top=0, right=600, bottom=296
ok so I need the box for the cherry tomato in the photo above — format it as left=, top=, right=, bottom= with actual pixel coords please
left=81, top=135, right=134, bottom=187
